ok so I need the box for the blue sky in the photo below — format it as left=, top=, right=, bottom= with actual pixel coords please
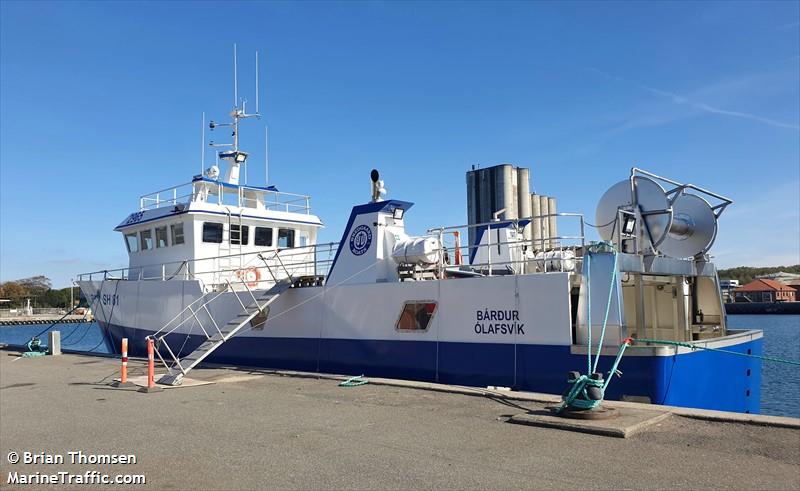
left=1, top=1, right=798, bottom=288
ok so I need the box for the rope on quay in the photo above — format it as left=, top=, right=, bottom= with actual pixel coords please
left=339, top=375, right=369, bottom=387
left=22, top=338, right=48, bottom=358
left=630, top=338, right=800, bottom=366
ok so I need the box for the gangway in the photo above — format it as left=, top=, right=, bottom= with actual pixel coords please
left=152, top=278, right=292, bottom=386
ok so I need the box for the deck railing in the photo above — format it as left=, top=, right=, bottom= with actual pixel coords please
left=427, top=213, right=587, bottom=277
left=79, top=213, right=587, bottom=286
left=77, top=242, right=339, bottom=290
left=139, top=180, right=312, bottom=214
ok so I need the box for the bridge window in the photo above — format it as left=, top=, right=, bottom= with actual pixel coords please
left=124, top=232, right=139, bottom=252
left=278, top=228, right=295, bottom=249
left=230, top=224, right=249, bottom=245
left=396, top=302, right=437, bottom=331
left=155, top=226, right=168, bottom=248
left=140, top=229, right=153, bottom=251
left=171, top=223, right=185, bottom=245
left=255, top=227, right=273, bottom=247
left=202, top=222, right=223, bottom=243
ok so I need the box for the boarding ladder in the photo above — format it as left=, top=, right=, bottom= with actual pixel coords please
left=151, top=275, right=292, bottom=386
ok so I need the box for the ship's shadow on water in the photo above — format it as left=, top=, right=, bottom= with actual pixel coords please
left=1, top=317, right=799, bottom=418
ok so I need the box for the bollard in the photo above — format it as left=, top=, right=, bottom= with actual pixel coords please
left=112, top=338, right=134, bottom=387
left=138, top=338, right=163, bottom=393
left=48, top=330, right=61, bottom=356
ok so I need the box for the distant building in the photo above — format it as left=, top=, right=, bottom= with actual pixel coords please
left=733, top=279, right=797, bottom=303
left=719, top=279, right=739, bottom=303
left=755, top=271, right=800, bottom=284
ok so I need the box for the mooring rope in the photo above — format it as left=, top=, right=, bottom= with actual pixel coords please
left=631, top=338, right=800, bottom=366
left=557, top=242, right=624, bottom=413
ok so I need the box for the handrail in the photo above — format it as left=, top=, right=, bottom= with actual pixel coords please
left=151, top=287, right=228, bottom=339
left=139, top=179, right=313, bottom=214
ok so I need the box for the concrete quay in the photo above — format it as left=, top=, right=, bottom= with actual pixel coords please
left=1, top=349, right=798, bottom=490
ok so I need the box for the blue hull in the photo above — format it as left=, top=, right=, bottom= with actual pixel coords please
left=104, top=323, right=762, bottom=414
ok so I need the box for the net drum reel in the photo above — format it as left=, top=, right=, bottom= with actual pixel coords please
left=595, top=168, right=732, bottom=259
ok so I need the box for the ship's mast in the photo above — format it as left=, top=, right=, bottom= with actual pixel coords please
left=208, top=44, right=261, bottom=185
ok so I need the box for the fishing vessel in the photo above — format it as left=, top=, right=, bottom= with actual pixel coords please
left=77, top=50, right=762, bottom=413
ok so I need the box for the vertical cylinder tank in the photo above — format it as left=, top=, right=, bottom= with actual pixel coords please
left=548, top=197, right=558, bottom=249
left=539, top=195, right=550, bottom=250
left=531, top=193, right=542, bottom=252
left=517, top=167, right=531, bottom=241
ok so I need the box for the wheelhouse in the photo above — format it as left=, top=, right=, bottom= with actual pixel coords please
left=115, top=175, right=323, bottom=288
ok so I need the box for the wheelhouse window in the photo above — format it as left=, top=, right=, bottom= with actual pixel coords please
left=140, top=229, right=153, bottom=251
left=277, top=228, right=295, bottom=249
left=255, top=227, right=273, bottom=247
left=202, top=222, right=223, bottom=243
left=124, top=232, right=139, bottom=252
left=171, top=223, right=185, bottom=245
left=396, top=302, right=437, bottom=331
left=155, top=226, right=168, bottom=248
left=231, top=224, right=249, bottom=245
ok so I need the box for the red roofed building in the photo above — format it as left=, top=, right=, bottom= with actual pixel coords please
left=733, top=279, right=797, bottom=303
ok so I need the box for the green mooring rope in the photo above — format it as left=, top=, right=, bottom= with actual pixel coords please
left=557, top=243, right=625, bottom=413
left=22, top=337, right=48, bottom=358
left=558, top=339, right=631, bottom=411
left=339, top=375, right=368, bottom=387
left=632, top=338, right=800, bottom=366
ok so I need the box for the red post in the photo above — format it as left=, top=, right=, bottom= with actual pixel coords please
left=146, top=338, right=155, bottom=388
left=120, top=338, right=129, bottom=384
left=452, top=231, right=462, bottom=266
left=138, top=337, right=163, bottom=393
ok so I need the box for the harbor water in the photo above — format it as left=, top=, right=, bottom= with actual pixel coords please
left=2, top=315, right=798, bottom=418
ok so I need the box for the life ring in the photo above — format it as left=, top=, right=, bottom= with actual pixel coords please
left=235, top=267, right=260, bottom=288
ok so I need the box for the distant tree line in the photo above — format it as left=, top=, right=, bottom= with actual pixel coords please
left=718, top=265, right=800, bottom=285
left=0, top=276, right=79, bottom=309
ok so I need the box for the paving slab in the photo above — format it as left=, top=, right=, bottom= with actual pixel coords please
left=508, top=407, right=673, bottom=438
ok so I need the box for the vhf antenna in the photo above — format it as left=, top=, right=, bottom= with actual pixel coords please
left=206, top=44, right=263, bottom=185
left=255, top=50, right=259, bottom=114
left=233, top=43, right=238, bottom=107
